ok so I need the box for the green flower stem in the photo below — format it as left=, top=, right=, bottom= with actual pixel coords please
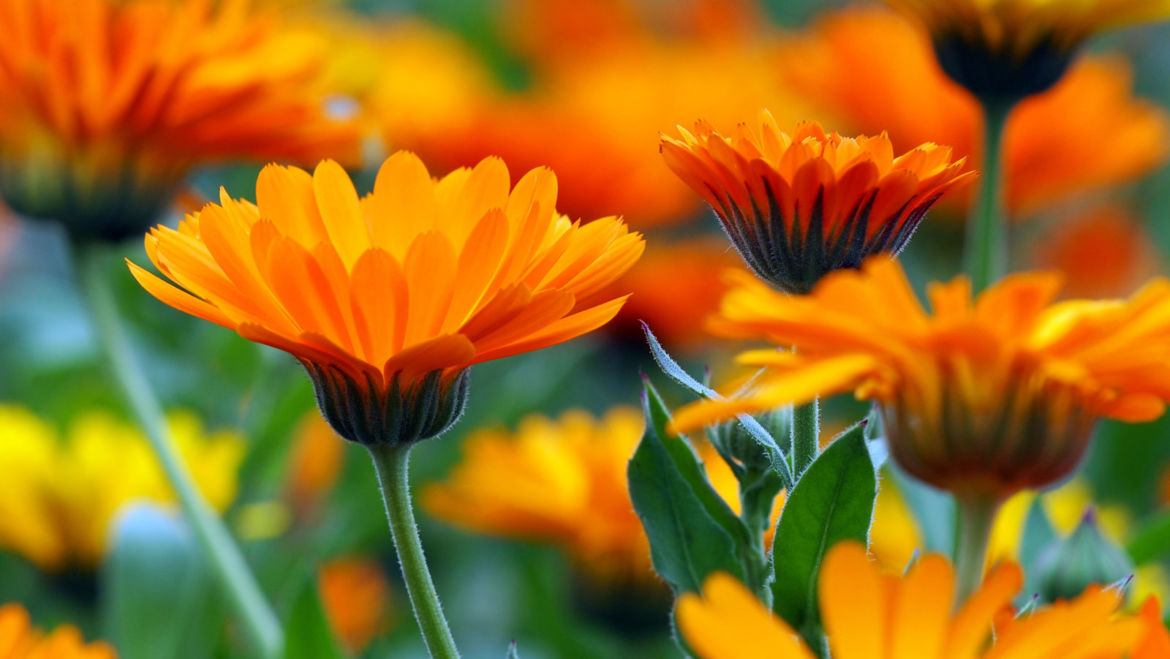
left=963, top=99, right=1014, bottom=293
left=367, top=443, right=460, bottom=659
left=953, top=496, right=999, bottom=606
left=79, top=245, right=282, bottom=659
left=792, top=398, right=820, bottom=477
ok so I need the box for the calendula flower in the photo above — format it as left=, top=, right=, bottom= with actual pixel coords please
left=885, top=0, right=1170, bottom=100
left=284, top=412, right=345, bottom=516
left=0, top=0, right=360, bottom=243
left=319, top=557, right=392, bottom=654
left=0, top=405, right=242, bottom=570
left=1032, top=206, right=1160, bottom=299
left=128, top=153, right=643, bottom=446
left=661, top=115, right=971, bottom=293
left=672, top=258, right=1170, bottom=501
left=678, top=541, right=1163, bottom=659
left=422, top=407, right=778, bottom=581
left=779, top=8, right=1170, bottom=217
left=0, top=603, right=115, bottom=659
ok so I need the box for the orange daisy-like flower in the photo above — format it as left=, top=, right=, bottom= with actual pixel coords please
left=128, top=153, right=644, bottom=446
left=678, top=541, right=1166, bottom=659
left=672, top=258, right=1170, bottom=500
left=660, top=114, right=971, bottom=293
left=0, top=603, right=116, bottom=659
left=885, top=0, right=1170, bottom=99
left=0, top=0, right=359, bottom=242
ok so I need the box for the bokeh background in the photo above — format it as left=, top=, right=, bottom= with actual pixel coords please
left=3, top=0, right=1170, bottom=657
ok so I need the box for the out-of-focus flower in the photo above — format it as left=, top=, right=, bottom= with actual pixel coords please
left=319, top=557, right=392, bottom=654
left=1032, top=206, right=1161, bottom=299
left=672, top=258, right=1170, bottom=501
left=678, top=541, right=1160, bottom=659
left=285, top=412, right=345, bottom=515
left=609, top=238, right=746, bottom=350
left=0, top=0, right=360, bottom=243
left=128, top=153, right=643, bottom=447
left=422, top=407, right=778, bottom=582
left=780, top=9, right=1170, bottom=218
left=661, top=115, right=971, bottom=293
left=885, top=0, right=1170, bottom=99
left=0, top=405, right=242, bottom=570
left=0, top=603, right=116, bottom=658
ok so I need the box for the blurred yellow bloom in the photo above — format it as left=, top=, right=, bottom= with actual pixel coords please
left=0, top=0, right=360, bottom=241
left=422, top=407, right=776, bottom=581
left=780, top=8, right=1170, bottom=217
left=0, top=603, right=115, bottom=659
left=319, top=557, right=392, bottom=654
left=673, top=258, right=1170, bottom=501
left=0, top=405, right=243, bottom=570
left=678, top=541, right=1166, bottom=659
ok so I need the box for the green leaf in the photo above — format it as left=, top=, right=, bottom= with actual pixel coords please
left=771, top=422, right=877, bottom=643
left=102, top=505, right=220, bottom=659
left=1127, top=509, right=1170, bottom=565
left=640, top=322, right=792, bottom=489
left=284, top=577, right=346, bottom=659
left=628, top=379, right=746, bottom=593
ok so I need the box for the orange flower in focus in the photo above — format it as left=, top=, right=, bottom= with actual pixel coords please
left=319, top=557, right=392, bottom=654
left=672, top=259, right=1170, bottom=501
left=0, top=603, right=115, bottom=659
left=1033, top=206, right=1161, bottom=299
left=662, top=114, right=971, bottom=293
left=780, top=8, right=1170, bottom=217
left=0, top=0, right=360, bottom=242
left=129, top=153, right=643, bottom=446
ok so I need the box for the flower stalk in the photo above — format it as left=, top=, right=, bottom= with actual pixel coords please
left=952, top=496, right=999, bottom=606
left=367, top=443, right=460, bottom=659
left=964, top=99, right=1013, bottom=293
left=791, top=399, right=820, bottom=477
left=79, top=244, right=282, bottom=658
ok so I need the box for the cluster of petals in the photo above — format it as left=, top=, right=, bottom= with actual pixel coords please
left=0, top=603, right=114, bottom=659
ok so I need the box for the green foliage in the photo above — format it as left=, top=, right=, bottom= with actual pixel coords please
left=284, top=577, right=346, bottom=659
left=770, top=422, right=877, bottom=650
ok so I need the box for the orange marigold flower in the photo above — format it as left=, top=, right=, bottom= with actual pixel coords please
left=284, top=412, right=345, bottom=516
left=672, top=258, right=1170, bottom=500
left=780, top=8, right=1170, bottom=217
left=319, top=557, right=392, bottom=654
left=0, top=603, right=116, bottom=659
left=885, top=0, right=1170, bottom=99
left=0, top=0, right=360, bottom=242
left=1032, top=205, right=1161, bottom=299
left=128, top=153, right=643, bottom=446
left=678, top=541, right=1153, bottom=659
left=661, top=114, right=972, bottom=293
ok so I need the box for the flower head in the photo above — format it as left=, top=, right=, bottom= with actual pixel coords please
left=885, top=0, right=1170, bottom=99
left=129, top=153, right=643, bottom=446
left=0, top=603, right=115, bottom=659
left=678, top=541, right=1156, bottom=659
left=0, top=0, right=360, bottom=242
left=319, top=557, right=392, bottom=654
left=661, top=114, right=971, bottom=293
left=0, top=405, right=242, bottom=570
left=672, top=259, right=1170, bottom=500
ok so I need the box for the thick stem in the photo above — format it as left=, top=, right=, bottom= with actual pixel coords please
left=79, top=245, right=282, bottom=658
left=367, top=443, right=460, bottom=659
left=963, top=100, right=1014, bottom=293
left=791, top=399, right=820, bottom=477
left=952, top=496, right=999, bottom=606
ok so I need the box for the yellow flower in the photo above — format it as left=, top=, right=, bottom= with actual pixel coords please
left=0, top=0, right=360, bottom=242
left=422, top=407, right=777, bottom=582
left=678, top=541, right=1158, bottom=659
left=661, top=115, right=971, bottom=293
left=128, top=152, right=644, bottom=446
left=885, top=0, right=1170, bottom=99
left=0, top=603, right=115, bottom=659
left=319, top=557, right=392, bottom=654
left=0, top=405, right=243, bottom=570
left=672, top=258, right=1170, bottom=500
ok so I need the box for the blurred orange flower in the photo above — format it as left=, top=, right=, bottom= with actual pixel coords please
left=0, top=603, right=115, bottom=658
left=0, top=0, right=360, bottom=241
left=780, top=7, right=1170, bottom=217
left=285, top=412, right=345, bottom=515
left=319, top=557, right=392, bottom=653
left=129, top=153, right=643, bottom=445
left=1032, top=206, right=1161, bottom=299
left=661, top=114, right=971, bottom=293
